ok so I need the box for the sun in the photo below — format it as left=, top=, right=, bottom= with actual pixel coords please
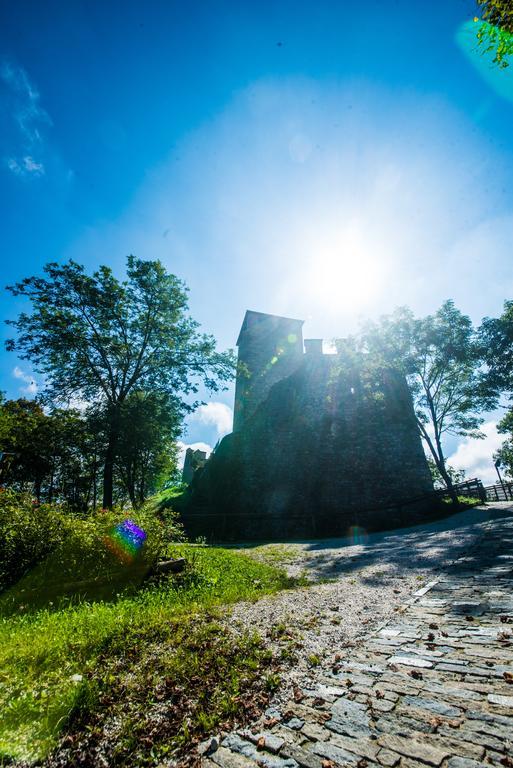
left=302, top=221, right=385, bottom=313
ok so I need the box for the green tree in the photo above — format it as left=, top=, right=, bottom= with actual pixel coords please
left=6, top=257, right=235, bottom=507
left=479, top=300, right=513, bottom=395
left=0, top=399, right=53, bottom=500
left=0, top=398, right=95, bottom=507
left=480, top=302, right=513, bottom=479
left=357, top=301, right=495, bottom=492
left=426, top=457, right=466, bottom=490
left=475, top=0, right=513, bottom=67
left=113, top=392, right=181, bottom=507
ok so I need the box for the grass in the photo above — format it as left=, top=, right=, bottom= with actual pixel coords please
left=237, top=543, right=302, bottom=567
left=0, top=544, right=299, bottom=764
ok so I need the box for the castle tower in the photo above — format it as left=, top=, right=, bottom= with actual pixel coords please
left=233, top=310, right=304, bottom=431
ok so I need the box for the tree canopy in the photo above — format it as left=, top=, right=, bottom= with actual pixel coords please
left=475, top=0, right=513, bottom=67
left=480, top=301, right=513, bottom=479
left=354, top=301, right=495, bottom=491
left=6, top=256, right=235, bottom=507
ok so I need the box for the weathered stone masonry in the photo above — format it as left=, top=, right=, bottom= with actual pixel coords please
left=181, top=311, right=434, bottom=541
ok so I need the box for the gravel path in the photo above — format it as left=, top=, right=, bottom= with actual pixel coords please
left=226, top=504, right=513, bottom=707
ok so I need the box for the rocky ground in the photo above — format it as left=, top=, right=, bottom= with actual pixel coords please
left=227, top=506, right=513, bottom=707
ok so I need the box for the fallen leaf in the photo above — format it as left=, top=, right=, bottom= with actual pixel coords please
left=408, top=669, right=423, bottom=680
left=430, top=716, right=444, bottom=729
left=293, top=687, right=304, bottom=703
left=503, top=671, right=513, bottom=684
left=375, top=689, right=385, bottom=699
left=429, top=623, right=439, bottom=630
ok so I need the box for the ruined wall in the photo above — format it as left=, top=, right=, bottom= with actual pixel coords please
left=182, top=353, right=434, bottom=541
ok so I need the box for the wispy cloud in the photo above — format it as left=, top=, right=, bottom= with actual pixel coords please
left=12, top=366, right=38, bottom=396
left=6, top=155, right=45, bottom=177
left=1, top=59, right=52, bottom=178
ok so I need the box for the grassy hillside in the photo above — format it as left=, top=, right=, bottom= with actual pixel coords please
left=0, top=492, right=301, bottom=765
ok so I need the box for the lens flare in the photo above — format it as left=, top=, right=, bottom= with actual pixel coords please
left=348, top=525, right=368, bottom=545
left=104, top=519, right=147, bottom=564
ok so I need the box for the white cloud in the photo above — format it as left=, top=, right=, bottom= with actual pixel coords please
left=176, top=440, right=213, bottom=470
left=1, top=59, right=52, bottom=179
left=448, top=421, right=504, bottom=485
left=192, top=402, right=233, bottom=438
left=12, top=366, right=38, bottom=396
left=6, top=155, right=45, bottom=177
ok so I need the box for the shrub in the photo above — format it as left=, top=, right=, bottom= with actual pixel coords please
left=0, top=489, right=182, bottom=606
left=0, top=489, right=72, bottom=592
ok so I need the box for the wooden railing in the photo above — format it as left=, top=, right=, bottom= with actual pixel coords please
left=483, top=481, right=513, bottom=502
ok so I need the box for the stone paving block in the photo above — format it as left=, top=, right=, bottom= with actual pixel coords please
left=446, top=758, right=487, bottom=768
left=328, top=732, right=380, bottom=761
left=376, top=748, right=400, bottom=766
left=300, top=722, right=328, bottom=742
left=387, top=656, right=434, bottom=668
left=237, top=729, right=285, bottom=754
left=311, top=739, right=360, bottom=765
left=279, top=743, right=324, bottom=768
left=488, top=693, right=513, bottom=707
left=208, top=746, right=259, bottom=768
left=424, top=734, right=485, bottom=761
left=376, top=733, right=450, bottom=766
left=400, top=696, right=462, bottom=717
left=222, top=734, right=298, bottom=768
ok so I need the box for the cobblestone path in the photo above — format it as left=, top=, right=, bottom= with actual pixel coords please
left=204, top=512, right=513, bottom=768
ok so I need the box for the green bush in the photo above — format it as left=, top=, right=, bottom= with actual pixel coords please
left=0, top=489, right=183, bottom=607
left=0, top=489, right=72, bottom=592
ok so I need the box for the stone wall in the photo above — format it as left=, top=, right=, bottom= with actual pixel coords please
left=181, top=352, right=435, bottom=542
left=233, top=311, right=304, bottom=431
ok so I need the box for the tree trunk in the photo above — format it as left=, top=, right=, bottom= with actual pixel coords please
left=416, top=417, right=459, bottom=505
left=102, top=409, right=120, bottom=509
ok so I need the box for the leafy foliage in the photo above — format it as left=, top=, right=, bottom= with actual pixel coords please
left=0, top=489, right=175, bottom=599
left=481, top=301, right=513, bottom=479
left=426, top=457, right=466, bottom=490
left=475, top=0, right=513, bottom=67
left=354, top=301, right=495, bottom=489
left=0, top=489, right=71, bottom=592
left=6, top=257, right=235, bottom=506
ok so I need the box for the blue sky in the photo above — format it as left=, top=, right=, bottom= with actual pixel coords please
left=1, top=0, right=513, bottom=480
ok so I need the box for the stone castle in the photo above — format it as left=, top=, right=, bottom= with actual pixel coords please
left=181, top=310, right=434, bottom=541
